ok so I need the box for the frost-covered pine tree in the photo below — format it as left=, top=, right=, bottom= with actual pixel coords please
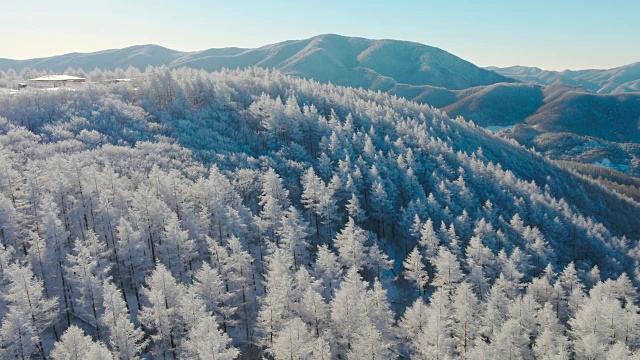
left=51, top=325, right=113, bottom=360
left=451, top=282, right=480, bottom=358
left=345, top=192, right=366, bottom=225
left=313, top=244, right=342, bottom=299
left=296, top=271, right=329, bottom=338
left=3, top=262, right=58, bottom=359
left=183, top=314, right=239, bottom=360
left=66, top=234, right=109, bottom=338
left=399, top=297, right=429, bottom=356
left=190, top=262, right=235, bottom=332
left=258, top=245, right=295, bottom=348
left=259, top=169, right=290, bottom=242
left=419, top=218, right=439, bottom=276
left=330, top=267, right=369, bottom=356
left=277, top=206, right=310, bottom=271
left=224, top=236, right=257, bottom=344
left=403, top=247, right=428, bottom=295
left=139, top=263, right=181, bottom=359
left=101, top=280, right=146, bottom=360
left=301, top=167, right=326, bottom=241
left=348, top=322, right=394, bottom=360
left=366, top=279, right=397, bottom=349
left=160, top=213, right=196, bottom=281
left=270, top=317, right=314, bottom=360
left=333, top=217, right=368, bottom=269
left=0, top=309, right=38, bottom=360
left=115, top=217, right=148, bottom=310
left=416, top=288, right=455, bottom=360
left=432, top=246, right=464, bottom=294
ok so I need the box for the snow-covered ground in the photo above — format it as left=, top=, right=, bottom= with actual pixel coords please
left=592, top=158, right=630, bottom=171
left=485, top=124, right=515, bottom=132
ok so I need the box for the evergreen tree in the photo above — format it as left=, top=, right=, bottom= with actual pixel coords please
left=51, top=325, right=112, bottom=360
left=183, top=314, right=239, bottom=360
left=333, top=217, right=368, bottom=270
left=432, top=246, right=464, bottom=294
left=139, top=263, right=181, bottom=359
left=101, top=280, right=146, bottom=360
left=313, top=244, right=342, bottom=299
left=3, top=262, right=58, bottom=359
left=403, top=247, right=428, bottom=295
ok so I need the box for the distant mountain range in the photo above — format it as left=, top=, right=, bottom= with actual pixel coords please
left=0, top=34, right=513, bottom=91
left=1, top=34, right=639, bottom=175
left=394, top=82, right=640, bottom=144
left=487, top=63, right=640, bottom=94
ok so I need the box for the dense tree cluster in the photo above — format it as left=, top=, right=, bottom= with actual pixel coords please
left=0, top=66, right=639, bottom=359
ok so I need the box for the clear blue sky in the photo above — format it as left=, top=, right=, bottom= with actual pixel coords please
left=3, top=0, right=639, bottom=70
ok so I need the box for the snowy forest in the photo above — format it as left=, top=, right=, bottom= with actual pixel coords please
left=0, top=66, right=640, bottom=359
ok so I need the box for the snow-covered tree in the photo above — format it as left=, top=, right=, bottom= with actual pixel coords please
left=139, top=263, right=181, bottom=359
left=333, top=217, right=369, bottom=270
left=183, top=314, right=239, bottom=360
left=51, top=325, right=112, bottom=360
left=3, top=262, right=58, bottom=359
left=313, top=244, right=342, bottom=299
left=101, top=280, right=146, bottom=360
left=403, top=247, right=429, bottom=295
left=432, top=246, right=464, bottom=294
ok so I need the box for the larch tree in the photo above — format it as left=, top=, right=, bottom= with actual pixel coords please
left=3, top=262, right=58, bottom=359
left=160, top=213, right=196, bottom=281
left=115, top=217, right=148, bottom=310
left=182, top=314, right=239, bottom=360
left=0, top=309, right=38, bottom=360
left=451, top=282, right=480, bottom=358
left=432, top=246, right=464, bottom=295
left=333, top=217, right=368, bottom=270
left=277, top=206, right=310, bottom=271
left=258, top=245, right=295, bottom=349
left=101, top=280, right=146, bottom=360
left=403, top=247, right=428, bottom=296
left=399, top=298, right=429, bottom=356
left=51, top=325, right=113, bottom=360
left=66, top=235, right=107, bottom=339
left=270, top=317, right=314, bottom=360
left=330, top=267, right=370, bottom=356
left=139, top=263, right=181, bottom=359
left=313, top=244, right=342, bottom=300
left=190, top=262, right=235, bottom=333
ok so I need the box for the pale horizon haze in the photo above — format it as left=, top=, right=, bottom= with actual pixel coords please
left=3, top=0, right=640, bottom=71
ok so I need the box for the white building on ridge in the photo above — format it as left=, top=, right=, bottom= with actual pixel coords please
left=28, top=75, right=86, bottom=88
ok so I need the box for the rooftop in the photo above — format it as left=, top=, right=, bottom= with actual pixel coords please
left=29, top=75, right=86, bottom=81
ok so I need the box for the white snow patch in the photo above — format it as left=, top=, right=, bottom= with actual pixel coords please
left=486, top=125, right=515, bottom=132
left=592, top=158, right=630, bottom=171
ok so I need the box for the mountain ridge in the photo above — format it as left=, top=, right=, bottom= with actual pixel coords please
left=0, top=34, right=514, bottom=90
left=487, top=62, right=640, bottom=94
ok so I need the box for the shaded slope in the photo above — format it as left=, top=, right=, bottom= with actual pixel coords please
left=489, top=62, right=640, bottom=94
left=526, top=87, right=640, bottom=142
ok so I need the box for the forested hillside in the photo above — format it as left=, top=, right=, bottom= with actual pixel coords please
left=0, top=66, right=639, bottom=359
